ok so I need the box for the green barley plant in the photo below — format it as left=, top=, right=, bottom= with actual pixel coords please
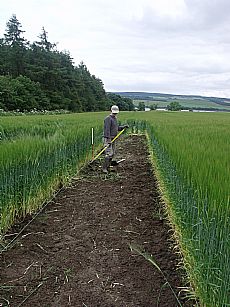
left=123, top=112, right=230, bottom=306
left=1, top=110, right=229, bottom=306
left=0, top=113, right=105, bottom=235
left=129, top=243, right=183, bottom=306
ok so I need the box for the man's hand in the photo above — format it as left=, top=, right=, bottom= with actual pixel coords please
left=124, top=124, right=129, bottom=129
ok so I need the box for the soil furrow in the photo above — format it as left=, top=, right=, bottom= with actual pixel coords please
left=0, top=135, right=191, bottom=307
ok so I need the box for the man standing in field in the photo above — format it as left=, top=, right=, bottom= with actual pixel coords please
left=102, top=105, right=128, bottom=173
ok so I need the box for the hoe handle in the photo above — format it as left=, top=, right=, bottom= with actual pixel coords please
left=91, top=128, right=125, bottom=162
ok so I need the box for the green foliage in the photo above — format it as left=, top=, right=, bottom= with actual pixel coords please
left=107, top=93, right=134, bottom=111
left=1, top=111, right=230, bottom=306
left=0, top=15, right=110, bottom=112
left=119, top=92, right=230, bottom=111
left=0, top=113, right=105, bottom=234
left=138, top=101, right=145, bottom=111
left=35, top=27, right=56, bottom=51
left=166, top=101, right=182, bottom=111
left=0, top=75, right=48, bottom=111
left=4, top=15, right=27, bottom=47
left=149, top=104, right=158, bottom=110
left=3, top=15, right=28, bottom=77
left=126, top=111, right=230, bottom=306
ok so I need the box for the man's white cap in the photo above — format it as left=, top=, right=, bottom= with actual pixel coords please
left=111, top=105, right=119, bottom=114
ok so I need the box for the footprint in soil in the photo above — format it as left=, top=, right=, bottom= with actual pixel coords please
left=0, top=135, right=193, bottom=307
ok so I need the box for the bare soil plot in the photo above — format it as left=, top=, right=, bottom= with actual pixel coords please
left=0, top=135, right=192, bottom=306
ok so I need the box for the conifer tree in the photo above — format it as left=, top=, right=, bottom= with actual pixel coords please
left=4, top=14, right=28, bottom=76
left=0, top=15, right=112, bottom=112
left=35, top=27, right=56, bottom=51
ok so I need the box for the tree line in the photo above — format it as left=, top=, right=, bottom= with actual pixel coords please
left=0, top=15, right=134, bottom=112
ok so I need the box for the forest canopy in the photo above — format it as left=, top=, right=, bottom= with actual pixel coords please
left=0, top=15, right=134, bottom=112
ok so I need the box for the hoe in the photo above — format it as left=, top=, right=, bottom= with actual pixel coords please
left=90, top=128, right=126, bottom=167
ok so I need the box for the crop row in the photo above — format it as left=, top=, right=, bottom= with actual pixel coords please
left=128, top=112, right=229, bottom=307
left=0, top=113, right=105, bottom=234
left=1, top=111, right=229, bottom=306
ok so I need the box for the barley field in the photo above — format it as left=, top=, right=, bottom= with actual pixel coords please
left=1, top=111, right=229, bottom=306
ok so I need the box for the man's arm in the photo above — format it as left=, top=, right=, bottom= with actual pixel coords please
left=104, top=116, right=112, bottom=141
left=118, top=124, right=129, bottom=131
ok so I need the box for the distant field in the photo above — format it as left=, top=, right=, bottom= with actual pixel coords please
left=114, top=91, right=230, bottom=110
left=133, top=99, right=230, bottom=110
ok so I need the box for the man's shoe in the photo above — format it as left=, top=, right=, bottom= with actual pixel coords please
left=102, top=157, right=110, bottom=174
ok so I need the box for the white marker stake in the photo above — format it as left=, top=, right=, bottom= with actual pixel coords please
left=91, top=128, right=94, bottom=159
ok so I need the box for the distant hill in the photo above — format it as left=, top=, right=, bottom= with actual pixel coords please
left=112, top=92, right=230, bottom=111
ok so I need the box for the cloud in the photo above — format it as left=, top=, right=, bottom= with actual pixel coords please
left=1, top=0, right=230, bottom=97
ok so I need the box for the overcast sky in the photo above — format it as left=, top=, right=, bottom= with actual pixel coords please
left=1, top=0, right=230, bottom=97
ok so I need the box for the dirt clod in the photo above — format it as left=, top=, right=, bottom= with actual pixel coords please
left=0, top=135, right=192, bottom=306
